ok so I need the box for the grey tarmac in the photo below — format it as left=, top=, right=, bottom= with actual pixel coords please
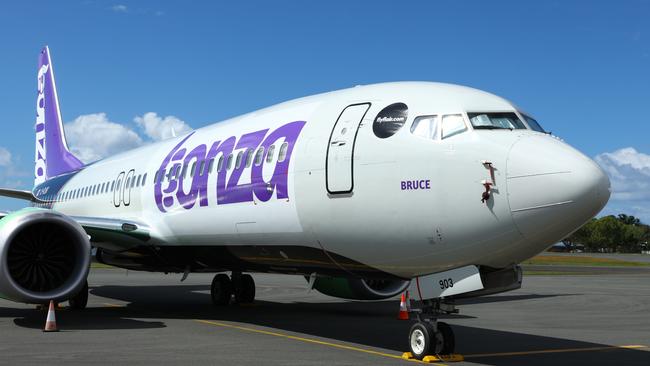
left=0, top=268, right=649, bottom=366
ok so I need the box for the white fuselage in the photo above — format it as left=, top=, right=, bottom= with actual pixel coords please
left=39, top=82, right=610, bottom=278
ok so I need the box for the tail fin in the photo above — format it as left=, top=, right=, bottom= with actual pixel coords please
left=34, top=46, right=84, bottom=186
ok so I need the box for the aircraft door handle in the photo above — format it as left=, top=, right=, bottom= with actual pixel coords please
left=330, top=141, right=346, bottom=146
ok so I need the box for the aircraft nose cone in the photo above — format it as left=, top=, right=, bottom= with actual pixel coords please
left=506, top=135, right=610, bottom=244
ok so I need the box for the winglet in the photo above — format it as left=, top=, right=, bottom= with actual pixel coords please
left=34, top=46, right=84, bottom=185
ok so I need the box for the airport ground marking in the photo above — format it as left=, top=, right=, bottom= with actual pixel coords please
left=464, top=344, right=647, bottom=358
left=195, top=319, right=444, bottom=365
left=103, top=303, right=126, bottom=308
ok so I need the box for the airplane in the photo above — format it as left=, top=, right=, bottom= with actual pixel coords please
left=0, top=46, right=610, bottom=359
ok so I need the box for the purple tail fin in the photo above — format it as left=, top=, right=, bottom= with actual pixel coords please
left=34, top=46, right=84, bottom=185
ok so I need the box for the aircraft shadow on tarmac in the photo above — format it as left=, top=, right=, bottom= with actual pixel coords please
left=3, top=284, right=649, bottom=366
left=6, top=306, right=165, bottom=331
left=456, top=293, right=576, bottom=305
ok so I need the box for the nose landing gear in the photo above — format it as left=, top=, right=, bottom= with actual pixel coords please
left=408, top=321, right=455, bottom=359
left=210, top=272, right=256, bottom=306
left=406, top=299, right=458, bottom=361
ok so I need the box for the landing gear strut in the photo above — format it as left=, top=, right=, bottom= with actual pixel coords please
left=68, top=280, right=89, bottom=310
left=407, top=299, right=456, bottom=360
left=210, top=272, right=255, bottom=306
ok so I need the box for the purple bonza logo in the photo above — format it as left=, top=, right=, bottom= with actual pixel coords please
left=154, top=121, right=306, bottom=213
left=34, top=63, right=49, bottom=185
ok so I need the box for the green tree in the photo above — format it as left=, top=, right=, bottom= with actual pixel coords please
left=562, top=214, right=646, bottom=253
left=617, top=214, right=641, bottom=226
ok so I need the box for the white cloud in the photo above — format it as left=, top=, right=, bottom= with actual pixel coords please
left=111, top=4, right=128, bottom=13
left=0, top=147, right=29, bottom=190
left=64, top=113, right=143, bottom=163
left=62, top=112, right=192, bottom=164
left=134, top=112, right=193, bottom=141
left=595, top=147, right=650, bottom=223
left=0, top=147, right=11, bottom=167
left=595, top=147, right=650, bottom=201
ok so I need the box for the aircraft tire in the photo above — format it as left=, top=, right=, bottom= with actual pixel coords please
left=437, top=322, right=455, bottom=354
left=68, top=280, right=89, bottom=310
left=211, top=274, right=232, bottom=306
left=234, top=274, right=255, bottom=304
left=408, top=322, right=434, bottom=359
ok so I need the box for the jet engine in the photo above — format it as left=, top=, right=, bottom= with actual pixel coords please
left=0, top=208, right=91, bottom=303
left=311, top=276, right=410, bottom=300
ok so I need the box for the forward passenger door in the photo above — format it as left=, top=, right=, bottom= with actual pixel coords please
left=326, top=103, right=371, bottom=194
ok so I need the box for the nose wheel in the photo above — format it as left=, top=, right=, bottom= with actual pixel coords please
left=408, top=321, right=455, bottom=359
left=406, top=298, right=457, bottom=360
left=210, top=273, right=256, bottom=306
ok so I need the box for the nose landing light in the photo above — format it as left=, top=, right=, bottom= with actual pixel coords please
left=506, top=135, right=610, bottom=244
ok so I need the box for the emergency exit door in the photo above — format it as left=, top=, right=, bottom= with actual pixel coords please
left=326, top=103, right=370, bottom=194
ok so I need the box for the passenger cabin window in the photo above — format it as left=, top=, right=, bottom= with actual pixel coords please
left=522, top=114, right=545, bottom=133
left=411, top=115, right=440, bottom=140
left=441, top=114, right=467, bottom=139
left=245, top=149, right=253, bottom=168
left=142, top=173, right=147, bottom=186
left=235, top=152, right=243, bottom=169
left=278, top=142, right=289, bottom=162
left=226, top=154, right=233, bottom=170
left=266, top=145, right=275, bottom=163
left=217, top=156, right=224, bottom=172
left=468, top=112, right=526, bottom=130
left=254, top=147, right=264, bottom=166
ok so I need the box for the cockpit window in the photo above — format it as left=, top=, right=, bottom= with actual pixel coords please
left=468, top=112, right=526, bottom=130
left=411, top=115, right=439, bottom=140
left=522, top=114, right=546, bottom=133
left=441, top=114, right=467, bottom=139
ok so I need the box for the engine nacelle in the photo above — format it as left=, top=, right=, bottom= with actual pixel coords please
left=312, top=276, right=410, bottom=300
left=0, top=208, right=91, bottom=303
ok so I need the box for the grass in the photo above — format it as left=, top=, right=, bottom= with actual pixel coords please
left=522, top=255, right=650, bottom=267
left=90, top=262, right=117, bottom=269
left=523, top=270, right=590, bottom=276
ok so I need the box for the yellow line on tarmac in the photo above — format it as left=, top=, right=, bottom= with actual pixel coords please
left=195, top=319, right=443, bottom=365
left=103, top=303, right=126, bottom=308
left=464, top=344, right=648, bottom=358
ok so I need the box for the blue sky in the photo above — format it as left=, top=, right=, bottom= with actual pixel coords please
left=0, top=1, right=649, bottom=221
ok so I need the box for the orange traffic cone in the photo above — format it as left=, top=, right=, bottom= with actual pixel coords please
left=405, top=291, right=411, bottom=311
left=43, top=300, right=58, bottom=332
left=398, top=292, right=409, bottom=320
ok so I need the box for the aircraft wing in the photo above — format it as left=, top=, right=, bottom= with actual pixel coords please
left=73, top=216, right=152, bottom=250
left=0, top=188, right=151, bottom=247
left=0, top=188, right=40, bottom=202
